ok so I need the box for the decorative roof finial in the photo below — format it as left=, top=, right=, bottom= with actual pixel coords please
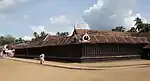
left=85, top=29, right=88, bottom=34
left=74, top=24, right=76, bottom=30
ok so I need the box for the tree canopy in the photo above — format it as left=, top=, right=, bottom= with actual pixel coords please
left=33, top=31, right=48, bottom=40
left=134, top=17, right=150, bottom=33
left=111, top=26, right=126, bottom=32
left=56, top=32, right=69, bottom=36
left=112, top=17, right=150, bottom=33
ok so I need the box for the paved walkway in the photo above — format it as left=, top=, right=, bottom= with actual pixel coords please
left=5, top=57, right=150, bottom=70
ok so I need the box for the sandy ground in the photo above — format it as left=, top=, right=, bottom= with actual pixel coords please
left=0, top=59, right=150, bottom=81
left=73, top=59, right=150, bottom=67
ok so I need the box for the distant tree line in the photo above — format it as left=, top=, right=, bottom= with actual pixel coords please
left=0, top=35, right=28, bottom=45
left=56, top=32, right=69, bottom=36
left=32, top=31, right=69, bottom=40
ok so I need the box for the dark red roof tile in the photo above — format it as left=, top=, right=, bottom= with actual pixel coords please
left=124, top=37, right=134, bottom=43
left=139, top=37, right=149, bottom=43
left=105, top=36, right=117, bottom=43
left=96, top=36, right=108, bottom=43
left=89, top=36, right=97, bottom=43
left=131, top=37, right=141, bottom=43
left=115, top=37, right=126, bottom=43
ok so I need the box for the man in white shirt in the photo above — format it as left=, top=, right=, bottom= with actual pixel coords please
left=39, top=53, right=45, bottom=64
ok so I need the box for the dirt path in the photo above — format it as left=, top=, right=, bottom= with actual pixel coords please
left=0, top=59, right=150, bottom=81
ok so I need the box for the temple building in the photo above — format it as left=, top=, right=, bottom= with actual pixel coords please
left=14, top=28, right=149, bottom=62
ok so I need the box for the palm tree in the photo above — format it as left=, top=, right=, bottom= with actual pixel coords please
left=14, top=38, right=25, bottom=44
left=134, top=17, right=150, bottom=33
left=40, top=31, right=46, bottom=37
left=18, top=38, right=24, bottom=43
left=134, top=17, right=143, bottom=32
left=56, top=32, right=60, bottom=36
left=33, top=32, right=39, bottom=38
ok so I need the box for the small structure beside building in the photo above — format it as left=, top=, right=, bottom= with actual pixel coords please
left=0, top=44, right=15, bottom=57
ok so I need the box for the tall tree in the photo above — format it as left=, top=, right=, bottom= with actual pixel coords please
left=33, top=32, right=39, bottom=38
left=134, top=17, right=143, bottom=32
left=63, top=32, right=69, bottom=36
left=134, top=17, right=150, bottom=33
left=40, top=31, right=47, bottom=37
left=15, top=38, right=25, bottom=44
left=56, top=32, right=60, bottom=36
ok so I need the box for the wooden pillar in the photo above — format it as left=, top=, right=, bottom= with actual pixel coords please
left=26, top=48, right=28, bottom=56
left=117, top=44, right=119, bottom=52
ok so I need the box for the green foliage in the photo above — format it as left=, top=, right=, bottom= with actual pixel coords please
left=127, top=27, right=137, bottom=32
left=133, top=17, right=150, bottom=33
left=0, top=35, right=15, bottom=45
left=56, top=32, right=69, bottom=36
left=15, top=38, right=25, bottom=44
left=111, top=26, right=126, bottom=32
left=40, top=31, right=47, bottom=37
left=33, top=31, right=48, bottom=40
left=0, top=35, right=29, bottom=45
left=33, top=32, right=39, bottom=38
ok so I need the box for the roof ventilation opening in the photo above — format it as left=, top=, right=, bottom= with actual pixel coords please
left=72, top=34, right=78, bottom=43
left=82, top=33, right=90, bottom=42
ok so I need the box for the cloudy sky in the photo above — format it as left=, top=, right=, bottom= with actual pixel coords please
left=0, top=0, right=150, bottom=40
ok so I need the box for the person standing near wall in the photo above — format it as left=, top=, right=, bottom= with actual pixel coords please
left=39, top=53, right=45, bottom=64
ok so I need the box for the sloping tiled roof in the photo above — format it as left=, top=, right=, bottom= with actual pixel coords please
left=42, top=35, right=76, bottom=46
left=13, top=43, right=28, bottom=49
left=14, top=29, right=149, bottom=49
left=41, top=34, right=148, bottom=45
left=81, top=35, right=148, bottom=44
left=25, top=36, right=47, bottom=48
left=73, top=29, right=149, bottom=44
left=42, top=35, right=60, bottom=46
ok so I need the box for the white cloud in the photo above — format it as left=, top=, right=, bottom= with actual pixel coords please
left=0, top=0, right=27, bottom=10
left=30, top=25, right=56, bottom=35
left=75, top=21, right=90, bottom=29
left=50, top=15, right=70, bottom=25
left=30, top=25, right=47, bottom=34
left=22, top=36, right=33, bottom=40
left=25, top=25, right=56, bottom=40
left=83, top=0, right=138, bottom=30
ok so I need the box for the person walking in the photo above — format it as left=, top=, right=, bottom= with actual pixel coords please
left=39, top=53, right=45, bottom=64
